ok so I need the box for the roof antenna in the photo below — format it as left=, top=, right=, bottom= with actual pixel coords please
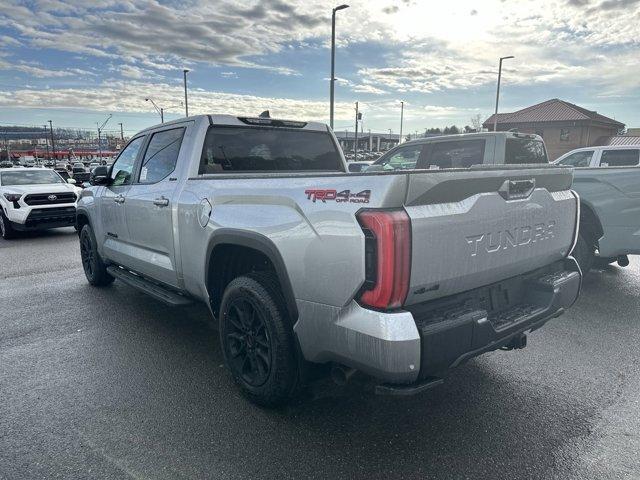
left=259, top=110, right=270, bottom=118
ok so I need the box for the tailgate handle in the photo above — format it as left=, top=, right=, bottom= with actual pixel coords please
left=499, top=179, right=535, bottom=200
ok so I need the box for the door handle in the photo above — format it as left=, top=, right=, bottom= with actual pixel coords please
left=114, top=195, right=125, bottom=204
left=153, top=196, right=169, bottom=207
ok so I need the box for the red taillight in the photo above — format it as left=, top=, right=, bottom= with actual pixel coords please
left=357, top=209, right=411, bottom=310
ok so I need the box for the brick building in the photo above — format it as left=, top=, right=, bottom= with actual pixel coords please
left=483, top=99, right=625, bottom=160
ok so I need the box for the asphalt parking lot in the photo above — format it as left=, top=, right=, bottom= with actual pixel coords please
left=1, top=228, right=639, bottom=480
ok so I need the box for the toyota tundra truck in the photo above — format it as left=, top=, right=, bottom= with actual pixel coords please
left=76, top=114, right=581, bottom=406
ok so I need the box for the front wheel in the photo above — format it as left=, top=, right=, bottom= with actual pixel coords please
left=0, top=211, right=17, bottom=239
left=219, top=272, right=299, bottom=407
left=79, top=224, right=114, bottom=286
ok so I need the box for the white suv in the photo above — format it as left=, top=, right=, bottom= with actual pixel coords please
left=553, top=145, right=640, bottom=168
left=0, top=167, right=80, bottom=239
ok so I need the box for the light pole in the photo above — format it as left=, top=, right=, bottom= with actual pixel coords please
left=118, top=122, right=124, bottom=142
left=183, top=69, right=190, bottom=117
left=48, top=120, right=56, bottom=164
left=97, top=114, right=112, bottom=162
left=399, top=101, right=404, bottom=144
left=329, top=4, right=349, bottom=130
left=145, top=98, right=164, bottom=123
left=354, top=101, right=359, bottom=160
left=493, top=55, right=514, bottom=132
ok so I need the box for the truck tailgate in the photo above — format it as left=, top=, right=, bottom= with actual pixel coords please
left=404, top=166, right=577, bottom=305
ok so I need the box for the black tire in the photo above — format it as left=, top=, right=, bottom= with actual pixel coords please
left=0, top=211, right=17, bottom=239
left=572, top=232, right=595, bottom=274
left=219, top=272, right=299, bottom=407
left=79, top=224, right=114, bottom=286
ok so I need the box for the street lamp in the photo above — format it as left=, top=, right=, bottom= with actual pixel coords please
left=329, top=4, right=349, bottom=130
left=145, top=98, right=164, bottom=123
left=183, top=69, right=190, bottom=117
left=97, top=114, right=112, bottom=162
left=493, top=55, right=514, bottom=132
left=146, top=98, right=183, bottom=123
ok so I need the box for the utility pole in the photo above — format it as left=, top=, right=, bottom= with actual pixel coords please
left=97, top=114, right=112, bottom=162
left=329, top=4, right=349, bottom=130
left=399, top=101, right=404, bottom=144
left=118, top=123, right=124, bottom=142
left=43, top=125, right=50, bottom=161
left=354, top=101, right=359, bottom=161
left=48, top=120, right=56, bottom=164
left=493, top=55, right=514, bottom=132
left=183, top=69, right=190, bottom=117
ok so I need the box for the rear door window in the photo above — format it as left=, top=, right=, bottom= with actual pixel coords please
left=421, top=139, right=486, bottom=169
left=505, top=138, right=549, bottom=164
left=199, top=126, right=342, bottom=174
left=557, top=151, right=594, bottom=167
left=139, top=127, right=185, bottom=183
left=599, top=149, right=640, bottom=167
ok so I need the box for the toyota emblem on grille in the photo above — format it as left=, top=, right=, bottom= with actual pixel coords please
left=48, top=194, right=57, bottom=201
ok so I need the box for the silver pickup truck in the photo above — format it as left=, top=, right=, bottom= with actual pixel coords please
left=76, top=114, right=581, bottom=406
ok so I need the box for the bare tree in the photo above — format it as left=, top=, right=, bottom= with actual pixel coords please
left=470, top=114, right=483, bottom=132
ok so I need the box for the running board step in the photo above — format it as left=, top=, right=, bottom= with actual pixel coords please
left=106, top=266, right=193, bottom=306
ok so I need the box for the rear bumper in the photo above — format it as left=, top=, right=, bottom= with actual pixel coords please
left=294, top=258, right=580, bottom=385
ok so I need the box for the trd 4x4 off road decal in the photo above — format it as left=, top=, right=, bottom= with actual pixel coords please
left=305, top=189, right=371, bottom=204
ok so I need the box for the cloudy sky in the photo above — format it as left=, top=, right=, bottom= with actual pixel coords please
left=0, top=0, right=639, bottom=136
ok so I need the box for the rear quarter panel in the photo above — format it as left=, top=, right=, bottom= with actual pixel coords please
left=572, top=167, right=640, bottom=256
left=178, top=173, right=407, bottom=307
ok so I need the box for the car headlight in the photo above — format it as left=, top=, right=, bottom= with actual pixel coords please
left=3, top=193, right=21, bottom=202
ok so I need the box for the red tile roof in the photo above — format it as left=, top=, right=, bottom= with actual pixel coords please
left=483, top=99, right=625, bottom=128
left=595, top=135, right=640, bottom=146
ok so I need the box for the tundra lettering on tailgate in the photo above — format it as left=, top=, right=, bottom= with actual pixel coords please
left=305, top=189, right=371, bottom=204
left=466, top=221, right=556, bottom=257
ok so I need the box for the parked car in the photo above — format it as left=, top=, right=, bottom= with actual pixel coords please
left=0, top=160, right=13, bottom=168
left=89, top=162, right=100, bottom=172
left=366, top=132, right=548, bottom=172
left=72, top=162, right=86, bottom=174
left=0, top=167, right=79, bottom=239
left=76, top=114, right=580, bottom=406
left=553, top=145, right=640, bottom=272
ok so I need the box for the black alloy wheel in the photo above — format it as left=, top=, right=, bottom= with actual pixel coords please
left=225, top=297, right=272, bottom=387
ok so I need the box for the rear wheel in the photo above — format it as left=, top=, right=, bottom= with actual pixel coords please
left=0, top=211, right=16, bottom=239
left=219, top=272, right=299, bottom=407
left=572, top=232, right=595, bottom=274
left=80, top=224, right=114, bottom=286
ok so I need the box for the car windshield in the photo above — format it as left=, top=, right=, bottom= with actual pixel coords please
left=505, top=138, right=549, bottom=164
left=0, top=169, right=65, bottom=186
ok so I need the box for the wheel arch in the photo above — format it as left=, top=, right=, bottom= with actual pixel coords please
left=579, top=201, right=604, bottom=245
left=205, top=229, right=298, bottom=323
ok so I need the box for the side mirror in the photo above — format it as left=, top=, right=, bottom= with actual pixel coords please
left=90, top=166, right=110, bottom=186
left=67, top=178, right=77, bottom=184
left=348, top=163, right=362, bottom=173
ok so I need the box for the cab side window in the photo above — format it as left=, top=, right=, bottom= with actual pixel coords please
left=423, top=140, right=486, bottom=169
left=139, top=128, right=185, bottom=184
left=110, top=136, right=144, bottom=186
left=600, top=149, right=640, bottom=167
left=558, top=151, right=594, bottom=167
left=377, top=145, right=422, bottom=171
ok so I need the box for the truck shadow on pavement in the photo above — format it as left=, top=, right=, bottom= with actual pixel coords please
left=76, top=275, right=624, bottom=480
